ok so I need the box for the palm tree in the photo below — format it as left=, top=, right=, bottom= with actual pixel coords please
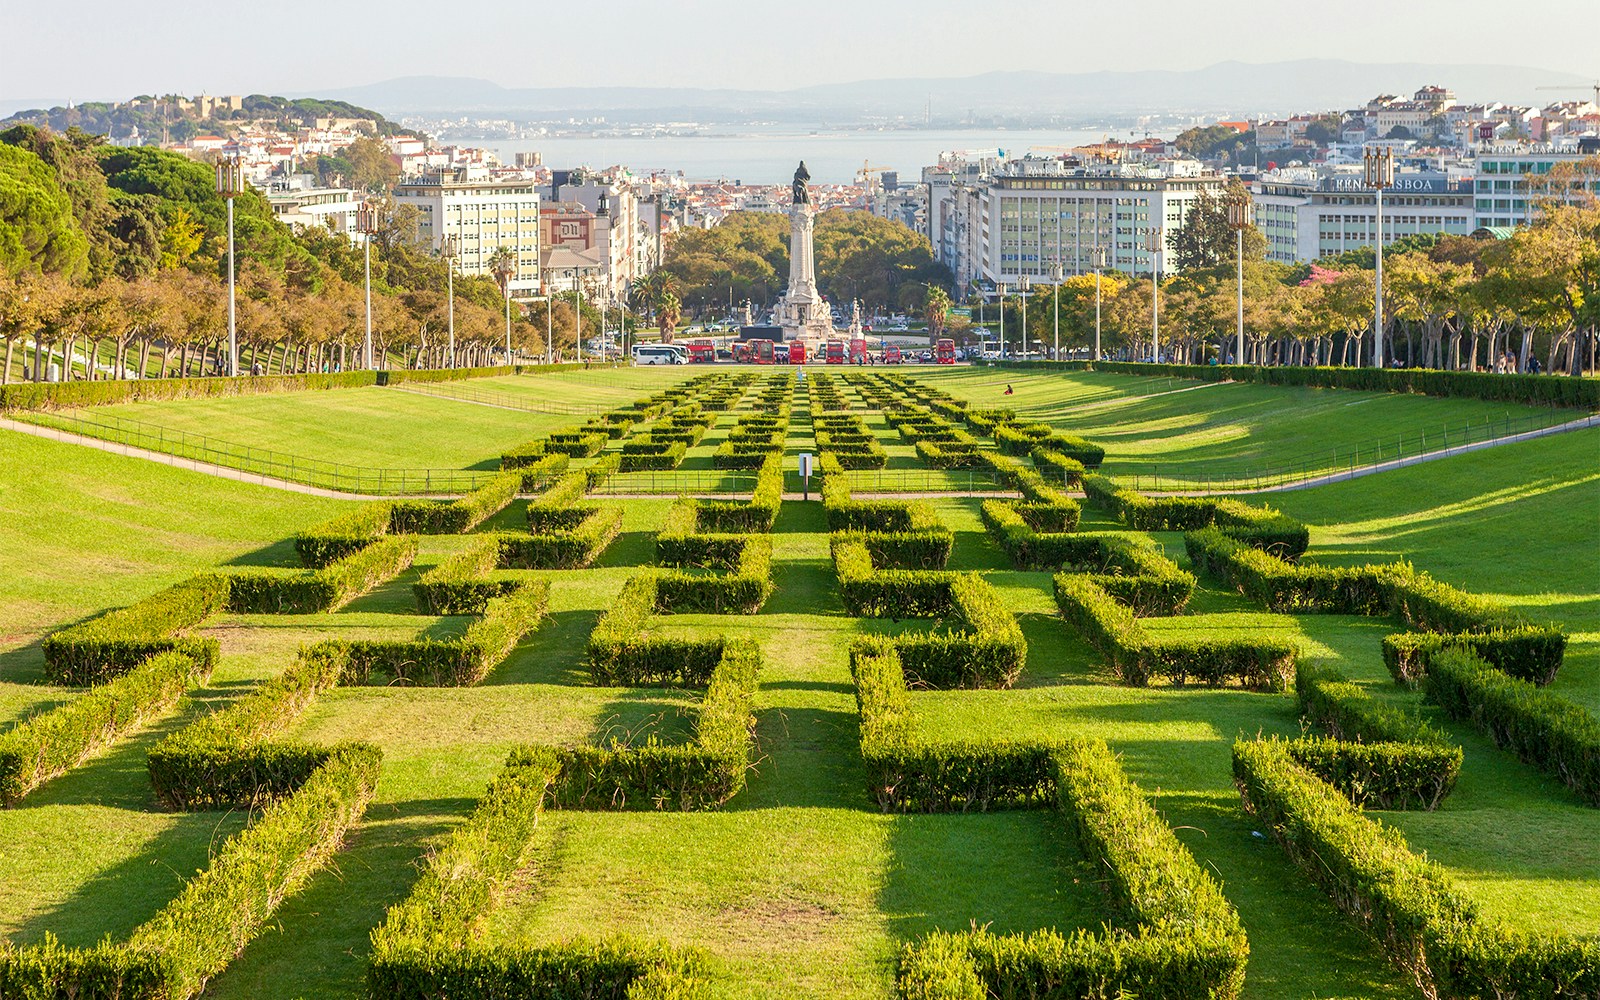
left=924, top=285, right=952, bottom=345
left=656, top=289, right=682, bottom=344
left=487, top=246, right=517, bottom=363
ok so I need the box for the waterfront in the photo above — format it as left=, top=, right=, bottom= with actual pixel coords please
left=482, top=127, right=1112, bottom=183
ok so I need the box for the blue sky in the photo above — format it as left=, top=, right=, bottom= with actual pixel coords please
left=2, top=0, right=1595, bottom=102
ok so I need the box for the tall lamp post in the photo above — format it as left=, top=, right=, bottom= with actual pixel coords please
left=1226, top=193, right=1254, bottom=365
left=573, top=269, right=583, bottom=364
left=1144, top=228, right=1163, bottom=363
left=1020, top=274, right=1031, bottom=361
left=1363, top=147, right=1395, bottom=369
left=491, top=250, right=515, bottom=366
left=214, top=155, right=244, bottom=376
left=356, top=201, right=379, bottom=370
left=998, top=282, right=1007, bottom=360
left=1091, top=244, right=1108, bottom=362
left=441, top=235, right=458, bottom=368
left=1050, top=260, right=1063, bottom=362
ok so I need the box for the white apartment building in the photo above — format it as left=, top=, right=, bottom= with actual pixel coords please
left=540, top=170, right=649, bottom=299
left=1252, top=168, right=1476, bottom=264
left=258, top=174, right=364, bottom=237
left=1471, top=141, right=1600, bottom=229
left=927, top=155, right=1225, bottom=293
left=395, top=168, right=542, bottom=298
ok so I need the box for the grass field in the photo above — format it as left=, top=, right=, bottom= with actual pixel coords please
left=1, top=366, right=1595, bottom=999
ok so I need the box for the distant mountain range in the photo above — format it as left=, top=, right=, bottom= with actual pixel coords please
left=293, top=60, right=1595, bottom=121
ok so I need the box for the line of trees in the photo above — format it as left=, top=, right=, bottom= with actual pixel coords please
left=0, top=125, right=594, bottom=384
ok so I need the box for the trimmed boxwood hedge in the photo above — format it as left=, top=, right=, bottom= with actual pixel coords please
left=1234, top=737, right=1600, bottom=996
left=0, top=650, right=206, bottom=806
left=1087, top=476, right=1310, bottom=557
left=41, top=575, right=227, bottom=686
left=0, top=370, right=379, bottom=412
left=294, top=502, right=392, bottom=567
left=389, top=470, right=523, bottom=534
left=224, top=535, right=418, bottom=614
left=329, top=582, right=549, bottom=687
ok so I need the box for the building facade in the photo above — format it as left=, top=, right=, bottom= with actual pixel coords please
left=1471, top=142, right=1600, bottom=229
left=394, top=168, right=542, bottom=298
left=1252, top=168, right=1476, bottom=263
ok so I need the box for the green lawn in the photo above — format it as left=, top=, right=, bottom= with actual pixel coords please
left=2, top=368, right=1595, bottom=999
left=913, top=368, right=1586, bottom=484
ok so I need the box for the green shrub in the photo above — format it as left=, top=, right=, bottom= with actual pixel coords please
left=0, top=370, right=378, bottom=412
left=41, top=575, right=228, bottom=686
left=333, top=582, right=549, bottom=687
left=619, top=440, right=688, bottom=471
left=501, top=507, right=623, bottom=570
left=294, top=502, right=393, bottom=567
left=1296, top=662, right=1450, bottom=746
left=1425, top=649, right=1600, bottom=806
left=587, top=577, right=725, bottom=686
left=1284, top=736, right=1461, bottom=811
left=412, top=535, right=510, bottom=614
left=0, top=651, right=205, bottom=806
left=1234, top=736, right=1600, bottom=996
left=543, top=431, right=608, bottom=457
left=225, top=535, right=418, bottom=614
left=1030, top=446, right=1087, bottom=486
left=390, top=470, right=523, bottom=534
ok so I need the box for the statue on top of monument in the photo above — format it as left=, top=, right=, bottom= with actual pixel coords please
left=792, top=161, right=811, bottom=206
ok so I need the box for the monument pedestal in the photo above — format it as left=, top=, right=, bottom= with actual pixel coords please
left=775, top=161, right=839, bottom=340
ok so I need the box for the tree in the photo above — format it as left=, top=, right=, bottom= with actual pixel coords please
left=656, top=289, right=682, bottom=344
left=924, top=285, right=951, bottom=343
left=0, top=143, right=91, bottom=279
left=343, top=136, right=400, bottom=193
left=1168, top=179, right=1264, bottom=274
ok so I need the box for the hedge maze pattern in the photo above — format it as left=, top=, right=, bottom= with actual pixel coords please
left=4, top=366, right=1596, bottom=999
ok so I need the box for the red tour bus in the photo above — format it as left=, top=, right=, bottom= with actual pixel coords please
left=824, top=341, right=846, bottom=364
left=849, top=338, right=866, bottom=363
left=789, top=340, right=808, bottom=364
left=884, top=345, right=902, bottom=364
left=754, top=339, right=776, bottom=364
left=686, top=340, right=716, bottom=363
left=935, top=339, right=957, bottom=364
left=731, top=341, right=753, bottom=364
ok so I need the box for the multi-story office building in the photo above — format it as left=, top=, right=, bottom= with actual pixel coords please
left=925, top=155, right=1225, bottom=294
left=258, top=174, right=364, bottom=237
left=1470, top=141, right=1600, bottom=229
left=394, top=167, right=542, bottom=298
left=1252, top=167, right=1476, bottom=263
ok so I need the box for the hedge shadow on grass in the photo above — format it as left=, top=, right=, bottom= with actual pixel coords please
left=221, top=538, right=306, bottom=568
left=730, top=704, right=870, bottom=812
left=0, top=638, right=50, bottom=685
left=477, top=609, right=599, bottom=686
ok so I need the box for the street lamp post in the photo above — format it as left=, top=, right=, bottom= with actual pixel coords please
left=1363, top=147, right=1395, bottom=369
left=998, top=282, right=1006, bottom=360
left=356, top=202, right=379, bottom=370
left=1050, top=260, right=1063, bottom=362
left=491, top=249, right=516, bottom=366
left=573, top=269, right=583, bottom=364
left=1226, top=193, right=1254, bottom=365
left=1144, top=228, right=1163, bottom=363
left=441, top=235, right=458, bottom=368
left=1020, top=274, right=1031, bottom=361
left=1091, top=244, right=1108, bottom=362
left=214, top=155, right=244, bottom=377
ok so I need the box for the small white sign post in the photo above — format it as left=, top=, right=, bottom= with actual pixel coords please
left=798, top=452, right=814, bottom=500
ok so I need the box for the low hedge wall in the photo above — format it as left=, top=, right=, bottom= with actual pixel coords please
left=542, top=430, right=607, bottom=458
left=330, top=582, right=549, bottom=687
left=412, top=536, right=510, bottom=614
left=389, top=470, right=523, bottom=534
left=586, top=577, right=726, bottom=686
left=0, top=371, right=378, bottom=412
left=1425, top=649, right=1600, bottom=806
left=223, top=535, right=418, bottom=614
left=41, top=575, right=228, bottom=685
left=896, top=739, right=1249, bottom=999
left=1187, top=528, right=1566, bottom=684
left=1234, top=737, right=1600, bottom=996
left=821, top=474, right=939, bottom=533
left=1030, top=446, right=1087, bottom=486
left=619, top=439, right=688, bottom=472
left=552, top=640, right=761, bottom=810
left=1284, top=736, right=1462, bottom=812
left=1087, top=476, right=1310, bottom=557
left=499, top=507, right=622, bottom=570
left=694, top=454, right=783, bottom=533
left=1014, top=359, right=1600, bottom=409
left=0, top=650, right=205, bottom=806
left=294, top=502, right=393, bottom=567
left=1055, top=574, right=1296, bottom=690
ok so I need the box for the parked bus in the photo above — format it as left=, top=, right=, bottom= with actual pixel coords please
left=935, top=339, right=957, bottom=364
left=685, top=340, right=716, bottom=363
left=849, top=338, right=866, bottom=363
left=788, top=340, right=808, bottom=365
left=634, top=344, right=685, bottom=365
left=883, top=345, right=902, bottom=364
left=731, top=341, right=753, bottom=363
left=824, top=341, right=845, bottom=364
left=754, top=339, right=776, bottom=364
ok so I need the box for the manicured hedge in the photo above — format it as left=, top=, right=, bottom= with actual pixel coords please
left=1087, top=476, right=1310, bottom=557
left=1425, top=649, right=1600, bottom=806
left=587, top=577, right=726, bottom=687
left=294, top=502, right=393, bottom=567
left=330, top=582, right=549, bottom=687
left=1055, top=574, right=1296, bottom=690
left=552, top=640, right=761, bottom=810
left=1284, top=736, right=1461, bottom=811
left=390, top=470, right=523, bottom=533
left=896, top=739, right=1249, bottom=999
left=2, top=744, right=379, bottom=998
left=1234, top=737, right=1600, bottom=996
left=0, top=651, right=205, bottom=806
left=224, top=535, right=418, bottom=614
left=821, top=473, right=939, bottom=533
left=499, top=507, right=623, bottom=571
left=412, top=535, right=512, bottom=614
left=41, top=575, right=228, bottom=686
left=1187, top=527, right=1566, bottom=684
left=0, top=371, right=378, bottom=412
left=619, top=439, right=688, bottom=471
left=1012, top=359, right=1600, bottom=409
left=695, top=454, right=783, bottom=533
left=1030, top=446, right=1087, bottom=486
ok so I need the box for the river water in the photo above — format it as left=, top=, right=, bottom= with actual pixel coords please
left=482, top=127, right=1112, bottom=184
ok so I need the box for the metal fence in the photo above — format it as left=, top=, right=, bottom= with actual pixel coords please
left=20, top=410, right=497, bottom=495
left=1114, top=410, right=1595, bottom=493
left=839, top=468, right=1009, bottom=493
left=396, top=381, right=608, bottom=415
left=588, top=470, right=759, bottom=496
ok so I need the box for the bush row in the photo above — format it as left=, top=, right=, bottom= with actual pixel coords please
left=1234, top=736, right=1600, bottom=996
left=390, top=470, right=523, bottom=533
left=0, top=650, right=205, bottom=806
left=294, top=502, right=394, bottom=567
left=224, top=535, right=419, bottom=614
left=821, top=472, right=939, bottom=533
left=1030, top=446, right=1087, bottom=486
left=896, top=739, right=1248, bottom=999
left=41, top=575, right=227, bottom=685
left=587, top=576, right=734, bottom=687
left=0, top=370, right=379, bottom=412
left=1087, top=476, right=1310, bottom=557
left=1012, top=359, right=1600, bottom=409
left=332, top=582, right=549, bottom=687
left=0, top=744, right=381, bottom=999
left=619, top=438, right=688, bottom=471
left=695, top=453, right=783, bottom=533
left=552, top=640, right=761, bottom=810
left=1055, top=574, right=1296, bottom=690
left=1426, top=648, right=1600, bottom=806
left=1186, top=528, right=1566, bottom=683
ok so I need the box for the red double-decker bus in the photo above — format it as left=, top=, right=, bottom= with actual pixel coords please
left=884, top=345, right=902, bottom=364
left=686, top=340, right=716, bottom=363
left=824, top=341, right=845, bottom=364
left=754, top=340, right=776, bottom=364
left=935, top=339, right=957, bottom=364
left=789, top=341, right=807, bottom=364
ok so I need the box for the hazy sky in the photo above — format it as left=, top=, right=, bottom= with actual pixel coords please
left=3, top=0, right=1595, bottom=101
